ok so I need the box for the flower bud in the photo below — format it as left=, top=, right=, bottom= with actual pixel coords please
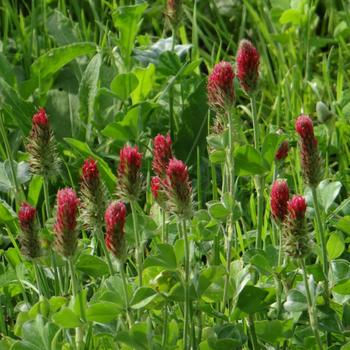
left=270, top=180, right=289, bottom=222
left=80, top=158, right=108, bottom=230
left=26, top=108, right=60, bottom=178
left=275, top=140, right=289, bottom=161
left=18, top=203, right=40, bottom=259
left=295, top=115, right=322, bottom=186
left=105, top=201, right=127, bottom=259
left=207, top=61, right=235, bottom=112
left=165, top=0, right=182, bottom=28
left=117, top=145, right=143, bottom=201
left=236, top=39, right=260, bottom=93
left=166, top=158, right=192, bottom=218
left=283, top=195, right=310, bottom=258
left=54, top=188, right=79, bottom=257
left=152, top=134, right=173, bottom=177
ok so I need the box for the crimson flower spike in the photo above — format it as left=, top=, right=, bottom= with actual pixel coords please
left=295, top=115, right=322, bottom=187
left=80, top=157, right=108, bottom=230
left=236, top=39, right=260, bottom=93
left=18, top=202, right=41, bottom=259
left=105, top=201, right=127, bottom=260
left=207, top=61, right=235, bottom=112
left=283, top=195, right=310, bottom=258
left=166, top=158, right=192, bottom=218
left=26, top=108, right=59, bottom=178
left=270, top=180, right=289, bottom=223
left=152, top=133, right=173, bottom=177
left=54, top=188, right=80, bottom=257
left=117, top=145, right=143, bottom=201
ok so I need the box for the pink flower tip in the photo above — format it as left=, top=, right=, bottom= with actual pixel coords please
left=207, top=61, right=235, bottom=110
left=119, top=145, right=142, bottom=173
left=105, top=201, right=126, bottom=254
left=275, top=140, right=289, bottom=161
left=32, top=108, right=49, bottom=127
left=18, top=202, right=36, bottom=229
left=236, top=39, right=260, bottom=92
left=288, top=195, right=307, bottom=220
left=270, top=180, right=289, bottom=222
left=167, top=158, right=189, bottom=183
left=82, top=157, right=99, bottom=182
left=55, top=188, right=80, bottom=233
left=153, top=133, right=173, bottom=177
left=295, top=115, right=314, bottom=139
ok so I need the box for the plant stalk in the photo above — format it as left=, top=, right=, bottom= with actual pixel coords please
left=182, top=218, right=190, bottom=350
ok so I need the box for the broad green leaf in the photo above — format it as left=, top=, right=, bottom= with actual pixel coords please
left=284, top=289, right=307, bottom=312
left=79, top=54, right=102, bottom=132
left=31, top=42, right=96, bottom=79
left=197, top=266, right=225, bottom=297
left=158, top=51, right=182, bottom=76
left=110, top=73, right=138, bottom=100
left=261, top=133, right=282, bottom=168
left=330, top=259, right=350, bottom=284
left=27, top=175, right=43, bottom=207
left=207, top=201, right=230, bottom=221
left=76, top=254, right=109, bottom=278
left=336, top=216, right=350, bottom=235
left=52, top=307, right=81, bottom=328
left=234, top=145, right=267, bottom=176
left=86, top=302, right=121, bottom=323
left=316, top=180, right=342, bottom=212
left=327, top=232, right=345, bottom=259
left=236, top=286, right=270, bottom=314
left=255, top=319, right=293, bottom=343
left=250, top=253, right=273, bottom=275
left=130, top=287, right=158, bottom=309
left=47, top=10, right=79, bottom=45
left=0, top=77, right=35, bottom=134
left=279, top=9, right=302, bottom=25
left=112, top=3, right=148, bottom=68
left=131, top=64, right=155, bottom=104
left=143, top=244, right=177, bottom=271
left=0, top=53, right=15, bottom=86
left=0, top=199, right=16, bottom=223
left=115, top=322, right=149, bottom=350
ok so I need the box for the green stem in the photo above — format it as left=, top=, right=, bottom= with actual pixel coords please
left=310, top=186, right=329, bottom=294
left=96, top=227, right=114, bottom=275
left=300, top=259, right=323, bottom=350
left=130, top=201, right=143, bottom=287
left=162, top=210, right=167, bottom=244
left=42, top=177, right=51, bottom=219
left=33, top=259, right=43, bottom=297
left=251, top=96, right=259, bottom=150
left=68, top=258, right=85, bottom=349
left=222, top=223, right=232, bottom=314
left=182, top=218, right=190, bottom=350
left=274, top=274, right=282, bottom=320
left=118, top=260, right=133, bottom=328
left=248, top=314, right=259, bottom=350
left=0, top=113, right=23, bottom=204
left=161, top=304, right=169, bottom=348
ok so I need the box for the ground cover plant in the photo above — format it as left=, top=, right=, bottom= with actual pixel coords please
left=0, top=0, right=350, bottom=349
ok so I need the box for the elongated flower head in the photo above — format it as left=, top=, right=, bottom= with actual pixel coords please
left=283, top=195, right=310, bottom=258
left=275, top=140, right=289, bottom=161
left=166, top=158, right=192, bottom=218
left=270, top=180, right=289, bottom=222
left=151, top=176, right=167, bottom=208
left=287, top=195, right=307, bottom=220
left=18, top=202, right=40, bottom=259
left=105, top=201, right=126, bottom=259
left=165, top=0, right=182, bottom=28
left=295, top=114, right=314, bottom=140
left=117, top=145, right=143, bottom=201
left=152, top=134, right=173, bottom=177
left=295, top=115, right=322, bottom=186
left=208, top=61, right=235, bottom=111
left=54, top=188, right=80, bottom=257
left=80, top=158, right=108, bottom=230
left=26, top=107, right=59, bottom=178
left=236, top=39, right=260, bottom=93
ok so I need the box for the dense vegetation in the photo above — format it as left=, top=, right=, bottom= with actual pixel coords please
left=0, top=0, right=350, bottom=349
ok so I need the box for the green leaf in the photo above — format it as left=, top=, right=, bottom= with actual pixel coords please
left=158, top=51, right=182, bottom=76
left=236, top=286, right=270, bottom=314
left=31, top=42, right=96, bottom=79
left=0, top=199, right=17, bottom=223
left=131, top=64, right=155, bottom=104
left=336, top=216, right=350, bottom=235
left=143, top=244, right=177, bottom=271
left=76, top=254, right=109, bottom=278
left=0, top=77, right=35, bottom=134
left=316, top=180, right=342, bottom=212
left=113, top=3, right=148, bottom=68
left=255, top=319, right=293, bottom=344
left=330, top=259, right=350, bottom=284
left=327, top=232, right=345, bottom=259
left=207, top=201, right=230, bottom=221
left=130, top=287, right=158, bottom=309
left=234, top=145, right=267, bottom=176
left=333, top=280, right=350, bottom=295
left=115, top=322, right=149, bottom=350
left=79, top=53, right=102, bottom=129
left=86, top=302, right=121, bottom=323
left=27, top=176, right=43, bottom=207
left=197, top=266, right=225, bottom=297
left=261, top=133, right=282, bottom=168
left=250, top=253, right=273, bottom=275
left=110, top=73, right=139, bottom=100
left=52, top=307, right=81, bottom=328
left=284, top=289, right=307, bottom=312
left=279, top=9, right=302, bottom=25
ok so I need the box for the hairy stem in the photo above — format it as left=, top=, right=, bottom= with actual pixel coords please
left=130, top=201, right=143, bottom=287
